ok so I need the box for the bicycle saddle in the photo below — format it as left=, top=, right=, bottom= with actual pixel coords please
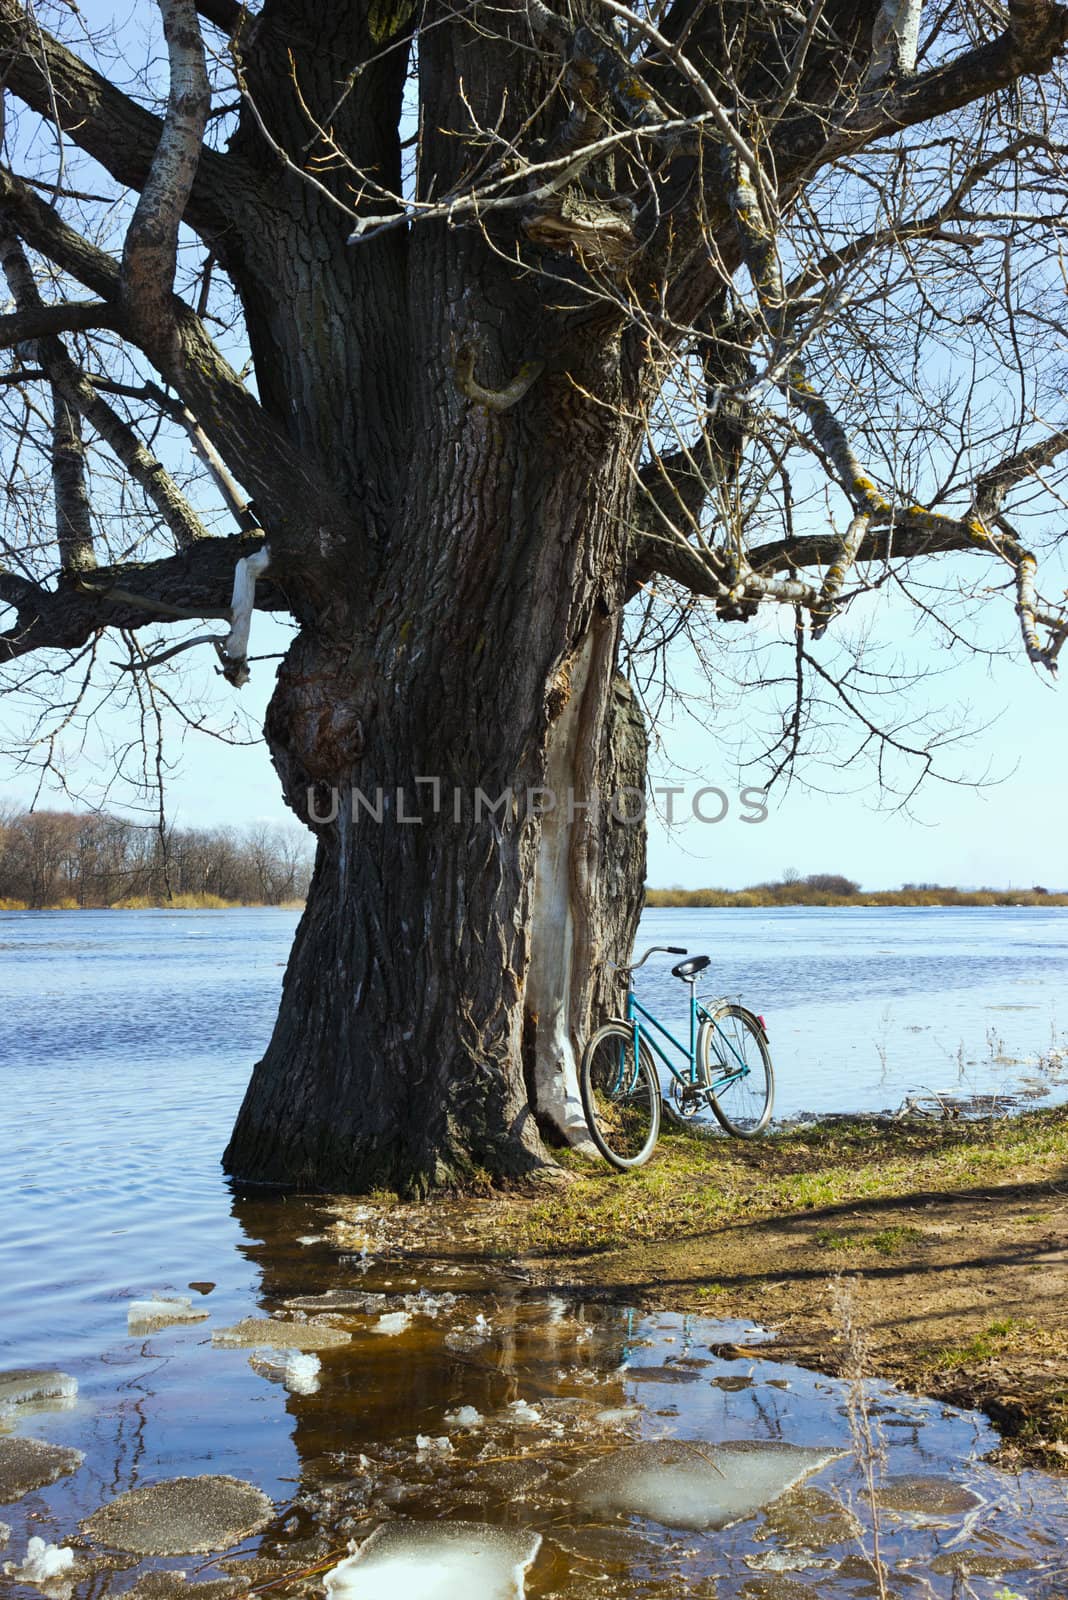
left=672, top=954, right=710, bottom=980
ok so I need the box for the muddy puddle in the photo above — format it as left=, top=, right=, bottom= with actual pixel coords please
left=2, top=1191, right=1067, bottom=1600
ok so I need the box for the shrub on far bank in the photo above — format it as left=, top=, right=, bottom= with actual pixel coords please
left=646, top=880, right=1067, bottom=908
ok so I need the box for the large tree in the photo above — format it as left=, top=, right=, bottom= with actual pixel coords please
left=0, top=0, right=1066, bottom=1191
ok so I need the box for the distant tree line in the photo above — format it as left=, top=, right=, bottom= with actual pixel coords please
left=0, top=808, right=313, bottom=908
left=647, top=874, right=1067, bottom=908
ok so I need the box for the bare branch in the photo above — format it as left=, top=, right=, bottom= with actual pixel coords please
left=0, top=0, right=237, bottom=244
left=0, top=299, right=119, bottom=347
left=121, top=0, right=211, bottom=359
left=50, top=389, right=96, bottom=576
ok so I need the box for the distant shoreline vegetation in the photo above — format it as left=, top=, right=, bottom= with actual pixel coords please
left=647, top=874, right=1067, bottom=908
left=0, top=807, right=313, bottom=911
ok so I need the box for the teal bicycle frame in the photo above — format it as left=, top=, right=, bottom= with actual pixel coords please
left=624, top=979, right=750, bottom=1101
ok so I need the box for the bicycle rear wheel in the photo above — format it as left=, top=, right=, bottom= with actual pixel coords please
left=580, top=1023, right=661, bottom=1170
left=699, top=1005, right=774, bottom=1137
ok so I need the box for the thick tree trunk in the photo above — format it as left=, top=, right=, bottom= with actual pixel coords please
left=224, top=329, right=649, bottom=1192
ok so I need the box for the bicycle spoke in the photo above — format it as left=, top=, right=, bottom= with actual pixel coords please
left=581, top=1026, right=660, bottom=1168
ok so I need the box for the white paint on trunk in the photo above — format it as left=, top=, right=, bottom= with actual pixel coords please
left=526, top=632, right=599, bottom=1148
left=220, top=544, right=270, bottom=684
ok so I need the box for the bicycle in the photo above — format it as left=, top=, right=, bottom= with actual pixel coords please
left=579, top=945, right=774, bottom=1170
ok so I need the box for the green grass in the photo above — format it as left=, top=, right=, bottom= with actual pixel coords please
left=502, top=1108, right=1068, bottom=1258
left=815, top=1224, right=925, bottom=1255
left=933, top=1318, right=1019, bottom=1370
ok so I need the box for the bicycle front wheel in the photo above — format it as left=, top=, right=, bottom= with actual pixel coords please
left=580, top=1023, right=661, bottom=1171
left=699, top=1005, right=774, bottom=1137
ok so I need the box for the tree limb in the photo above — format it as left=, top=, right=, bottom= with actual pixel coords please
left=50, top=388, right=96, bottom=576
left=0, top=167, right=350, bottom=563
left=0, top=223, right=213, bottom=550
left=0, top=299, right=119, bottom=347
left=0, top=0, right=240, bottom=247
left=0, top=534, right=283, bottom=664
left=121, top=0, right=211, bottom=361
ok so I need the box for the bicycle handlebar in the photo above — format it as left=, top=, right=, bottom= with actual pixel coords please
left=609, top=944, right=687, bottom=975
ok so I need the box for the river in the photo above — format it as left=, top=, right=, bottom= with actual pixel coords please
left=0, top=906, right=1066, bottom=1598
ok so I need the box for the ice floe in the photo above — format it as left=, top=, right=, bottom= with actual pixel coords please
left=0, top=1370, right=78, bottom=1412
left=0, top=1437, right=84, bottom=1504
left=249, top=1351, right=321, bottom=1395
left=212, top=1319, right=349, bottom=1350
left=505, top=1400, right=541, bottom=1426
left=127, top=1297, right=209, bottom=1335
left=81, top=1474, right=273, bottom=1555
left=566, top=1439, right=844, bottom=1531
left=323, top=1520, right=541, bottom=1600
left=415, top=1435, right=453, bottom=1454
left=444, top=1406, right=481, bottom=1430
left=372, top=1312, right=411, bottom=1336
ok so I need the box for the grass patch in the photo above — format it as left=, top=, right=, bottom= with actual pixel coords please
left=501, top=1108, right=1068, bottom=1259
left=814, top=1224, right=926, bottom=1254
left=933, top=1318, right=1019, bottom=1370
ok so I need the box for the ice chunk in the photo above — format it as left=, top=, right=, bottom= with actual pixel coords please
left=372, top=1312, right=411, bottom=1336
left=0, top=1522, right=10, bottom=1549
left=505, top=1401, right=541, bottom=1426
left=296, top=1236, right=325, bottom=1245
left=81, top=1475, right=273, bottom=1555
left=323, top=1520, right=541, bottom=1600
left=212, top=1319, right=349, bottom=1350
left=128, top=1297, right=209, bottom=1335
left=0, top=1370, right=78, bottom=1411
left=874, top=1475, right=981, bottom=1517
left=415, top=1435, right=452, bottom=1454
left=594, top=1407, right=641, bottom=1427
left=444, top=1406, right=482, bottom=1430
left=248, top=1351, right=321, bottom=1396
left=566, top=1439, right=844, bottom=1532
left=5, top=1537, right=75, bottom=1584
left=0, top=1437, right=84, bottom=1503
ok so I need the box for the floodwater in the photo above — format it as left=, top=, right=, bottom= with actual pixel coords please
left=1, top=907, right=1067, bottom=1599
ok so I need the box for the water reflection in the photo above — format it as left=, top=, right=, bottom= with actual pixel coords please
left=2, top=1184, right=1068, bottom=1598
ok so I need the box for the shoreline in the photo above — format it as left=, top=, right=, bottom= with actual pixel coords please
left=332, top=1106, right=1068, bottom=1469
left=2, top=896, right=1066, bottom=911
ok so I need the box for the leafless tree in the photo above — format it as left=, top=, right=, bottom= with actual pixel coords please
left=0, top=0, right=1066, bottom=1190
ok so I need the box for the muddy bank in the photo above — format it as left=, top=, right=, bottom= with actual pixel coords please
left=328, top=1109, right=1068, bottom=1469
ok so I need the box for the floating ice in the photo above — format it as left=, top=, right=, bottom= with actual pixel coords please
left=81, top=1474, right=273, bottom=1555
left=128, top=1297, right=209, bottom=1335
left=5, top=1537, right=75, bottom=1585
left=296, top=1236, right=325, bottom=1245
left=0, top=1370, right=78, bottom=1412
left=415, top=1435, right=453, bottom=1455
left=505, top=1400, right=541, bottom=1426
left=594, top=1407, right=641, bottom=1427
left=0, top=1437, right=84, bottom=1503
left=444, top=1406, right=482, bottom=1430
left=285, top=1291, right=383, bottom=1314
left=874, top=1475, right=981, bottom=1517
left=0, top=1523, right=9, bottom=1549
left=566, top=1439, right=844, bottom=1532
left=248, top=1351, right=321, bottom=1396
left=372, top=1312, right=411, bottom=1336
left=323, top=1520, right=541, bottom=1600
left=212, top=1319, right=349, bottom=1351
